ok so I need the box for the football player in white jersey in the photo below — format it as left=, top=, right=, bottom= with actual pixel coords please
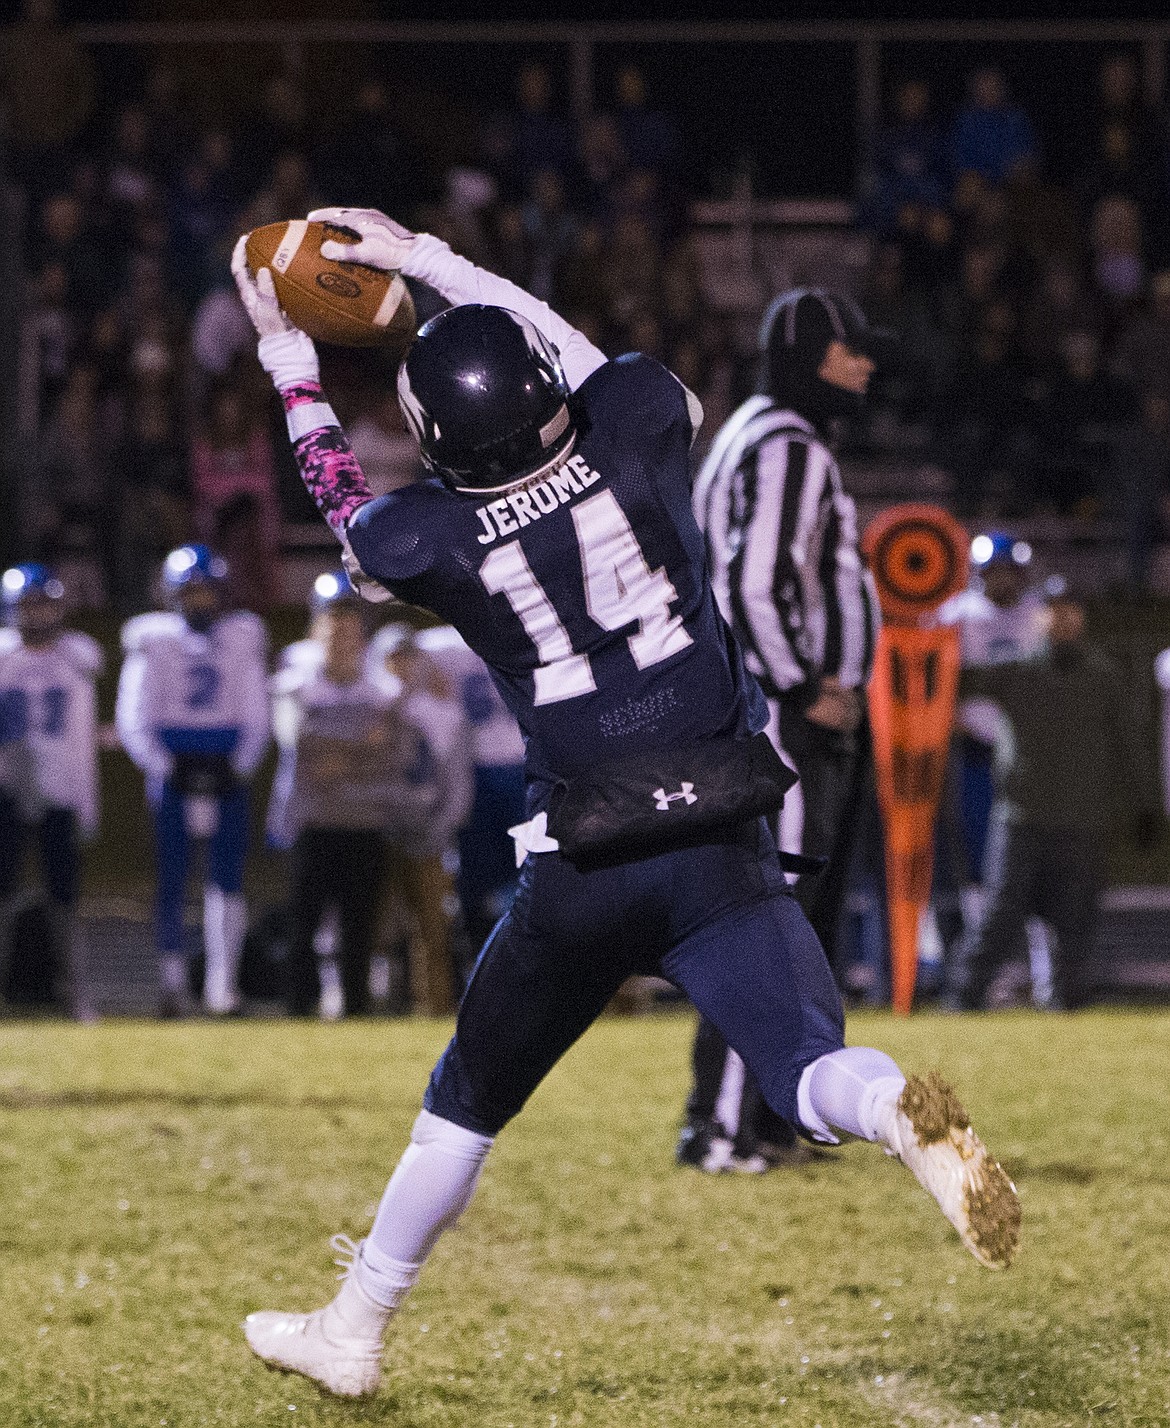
left=377, top=624, right=522, bottom=957
left=364, top=623, right=474, bottom=1012
left=936, top=533, right=1048, bottom=1000
left=0, top=563, right=102, bottom=1019
left=116, top=545, right=270, bottom=1015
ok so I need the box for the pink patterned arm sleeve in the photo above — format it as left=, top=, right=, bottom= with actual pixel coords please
left=280, top=380, right=373, bottom=539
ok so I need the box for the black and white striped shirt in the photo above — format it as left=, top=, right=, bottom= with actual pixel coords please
left=693, top=397, right=879, bottom=699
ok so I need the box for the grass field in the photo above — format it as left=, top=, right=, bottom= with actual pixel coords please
left=1, top=1011, right=1168, bottom=1428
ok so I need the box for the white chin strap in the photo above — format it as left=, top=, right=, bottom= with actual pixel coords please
left=448, top=430, right=577, bottom=497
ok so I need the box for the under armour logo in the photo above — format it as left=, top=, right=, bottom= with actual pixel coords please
left=653, top=782, right=697, bottom=811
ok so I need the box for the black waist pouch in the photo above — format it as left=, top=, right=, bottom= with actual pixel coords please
left=546, top=731, right=800, bottom=870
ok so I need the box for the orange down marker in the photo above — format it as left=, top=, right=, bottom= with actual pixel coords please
left=861, top=505, right=969, bottom=1014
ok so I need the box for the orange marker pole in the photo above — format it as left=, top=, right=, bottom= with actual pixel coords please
left=861, top=504, right=970, bottom=1015
left=868, top=624, right=962, bottom=1013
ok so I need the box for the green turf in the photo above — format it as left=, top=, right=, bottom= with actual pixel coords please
left=1, top=1011, right=1168, bottom=1427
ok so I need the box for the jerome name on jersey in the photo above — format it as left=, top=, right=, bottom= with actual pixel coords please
left=472, top=454, right=603, bottom=545
left=345, top=353, right=768, bottom=787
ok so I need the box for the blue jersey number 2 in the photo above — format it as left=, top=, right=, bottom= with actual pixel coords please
left=186, top=662, right=221, bottom=710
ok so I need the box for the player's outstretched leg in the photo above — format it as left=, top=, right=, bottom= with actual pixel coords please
left=798, top=1048, right=1021, bottom=1269
left=243, top=1110, right=494, bottom=1397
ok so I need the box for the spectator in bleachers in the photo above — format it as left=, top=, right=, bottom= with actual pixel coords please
left=191, top=384, right=280, bottom=610
left=485, top=62, right=575, bottom=200
left=241, top=149, right=321, bottom=236
left=863, top=78, right=949, bottom=237
left=522, top=167, right=578, bottom=303
left=1115, top=268, right=1170, bottom=399
left=1030, top=327, right=1130, bottom=515
left=427, top=167, right=498, bottom=270
left=111, top=385, right=190, bottom=613
left=32, top=364, right=110, bottom=582
left=1091, top=52, right=1169, bottom=259
left=950, top=67, right=1038, bottom=192
left=937, top=297, right=1031, bottom=517
left=577, top=113, right=627, bottom=229
left=1089, top=193, right=1146, bottom=320
left=104, top=106, right=157, bottom=218
left=613, top=64, right=681, bottom=184
left=167, top=144, right=238, bottom=310
left=1002, top=157, right=1080, bottom=269
left=862, top=240, right=949, bottom=427
left=33, top=191, right=118, bottom=319
left=347, top=388, right=422, bottom=498
left=1110, top=389, right=1170, bottom=593
left=1018, top=256, right=1100, bottom=376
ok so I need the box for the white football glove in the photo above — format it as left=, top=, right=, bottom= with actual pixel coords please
left=308, top=206, right=417, bottom=273
left=231, top=234, right=292, bottom=338
left=231, top=234, right=320, bottom=388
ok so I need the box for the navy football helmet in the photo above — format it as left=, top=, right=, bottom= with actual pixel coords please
left=397, top=304, right=575, bottom=494
left=2, top=562, right=65, bottom=643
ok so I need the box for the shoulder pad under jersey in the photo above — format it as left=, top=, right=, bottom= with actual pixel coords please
left=121, top=611, right=186, bottom=654
left=56, top=630, right=104, bottom=677
left=215, top=610, right=269, bottom=661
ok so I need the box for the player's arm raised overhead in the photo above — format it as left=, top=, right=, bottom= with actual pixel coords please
left=231, top=237, right=385, bottom=594
left=311, top=206, right=703, bottom=438
left=309, top=206, right=606, bottom=392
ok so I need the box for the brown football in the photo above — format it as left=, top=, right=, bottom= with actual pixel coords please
left=244, top=219, right=416, bottom=350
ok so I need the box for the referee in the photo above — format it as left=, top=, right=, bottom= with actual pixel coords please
left=678, top=288, right=885, bottom=1172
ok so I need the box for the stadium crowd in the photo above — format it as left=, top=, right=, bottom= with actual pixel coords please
left=5, top=21, right=1170, bottom=601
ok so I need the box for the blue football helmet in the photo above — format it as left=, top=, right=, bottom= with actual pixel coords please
left=970, top=532, right=1032, bottom=569
left=397, top=304, right=575, bottom=495
left=3, top=563, right=65, bottom=642
left=310, top=569, right=361, bottom=612
left=162, top=544, right=228, bottom=591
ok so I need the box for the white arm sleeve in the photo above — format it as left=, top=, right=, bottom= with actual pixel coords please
left=115, top=653, right=173, bottom=782
left=401, top=235, right=607, bottom=392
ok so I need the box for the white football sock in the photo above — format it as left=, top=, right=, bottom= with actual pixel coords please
left=203, top=887, right=246, bottom=1012
left=356, top=1109, right=494, bottom=1311
left=797, top=1046, right=906, bottom=1144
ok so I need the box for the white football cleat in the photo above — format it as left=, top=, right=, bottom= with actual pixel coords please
left=877, top=1072, right=1021, bottom=1270
left=243, top=1237, right=389, bottom=1397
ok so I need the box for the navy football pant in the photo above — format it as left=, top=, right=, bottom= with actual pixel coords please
left=152, top=780, right=250, bottom=955
left=424, top=817, right=845, bottom=1138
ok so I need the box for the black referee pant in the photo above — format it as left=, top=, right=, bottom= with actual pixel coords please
left=684, top=699, right=868, bottom=1155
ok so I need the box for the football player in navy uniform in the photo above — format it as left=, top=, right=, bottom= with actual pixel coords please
left=231, top=211, right=1020, bottom=1398
left=117, top=545, right=270, bottom=1016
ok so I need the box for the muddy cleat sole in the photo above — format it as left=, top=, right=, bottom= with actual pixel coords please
left=880, top=1071, right=1021, bottom=1270
left=243, top=1307, right=382, bottom=1397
